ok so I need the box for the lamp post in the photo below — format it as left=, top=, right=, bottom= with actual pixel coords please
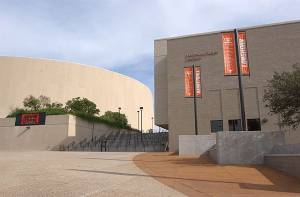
left=118, top=107, right=122, bottom=126
left=151, top=117, right=154, bottom=132
left=137, top=110, right=140, bottom=130
left=139, top=107, right=143, bottom=141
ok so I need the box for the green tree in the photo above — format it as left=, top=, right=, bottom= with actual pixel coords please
left=264, top=64, right=300, bottom=128
left=38, top=95, right=51, bottom=108
left=23, top=95, right=41, bottom=111
left=101, top=111, right=128, bottom=127
left=65, top=97, right=100, bottom=116
left=7, top=95, right=66, bottom=117
left=6, top=95, right=130, bottom=129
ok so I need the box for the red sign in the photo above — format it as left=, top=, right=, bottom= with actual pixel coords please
left=20, top=114, right=40, bottom=125
left=238, top=32, right=250, bottom=75
left=184, top=66, right=201, bottom=97
left=15, top=113, right=46, bottom=126
left=184, top=67, right=194, bottom=97
left=222, top=32, right=237, bottom=75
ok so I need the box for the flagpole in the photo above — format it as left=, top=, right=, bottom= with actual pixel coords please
left=192, top=64, right=198, bottom=135
left=234, top=29, right=246, bottom=131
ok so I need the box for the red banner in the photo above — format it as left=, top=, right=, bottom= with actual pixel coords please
left=184, top=66, right=201, bottom=97
left=21, top=114, right=40, bottom=125
left=222, top=32, right=237, bottom=75
left=15, top=113, right=46, bottom=126
left=195, top=66, right=202, bottom=97
left=238, top=32, right=250, bottom=75
left=184, top=67, right=193, bottom=97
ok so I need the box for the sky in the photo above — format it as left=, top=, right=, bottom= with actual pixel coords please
left=0, top=0, right=300, bottom=92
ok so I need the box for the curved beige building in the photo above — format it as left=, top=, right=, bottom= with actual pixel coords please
left=0, top=56, right=153, bottom=131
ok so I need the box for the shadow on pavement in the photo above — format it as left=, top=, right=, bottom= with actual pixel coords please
left=67, top=168, right=300, bottom=194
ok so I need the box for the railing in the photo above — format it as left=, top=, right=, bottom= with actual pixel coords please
left=59, top=131, right=168, bottom=152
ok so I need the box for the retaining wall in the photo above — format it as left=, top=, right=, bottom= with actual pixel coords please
left=211, top=130, right=300, bottom=164
left=264, top=154, right=300, bottom=179
left=179, top=134, right=216, bottom=156
left=0, top=115, right=132, bottom=151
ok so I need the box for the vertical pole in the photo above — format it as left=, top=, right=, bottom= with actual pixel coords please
left=151, top=117, right=154, bottom=132
left=137, top=111, right=139, bottom=130
left=118, top=107, right=121, bottom=126
left=192, top=65, right=198, bottom=135
left=140, top=107, right=145, bottom=151
left=140, top=108, right=143, bottom=141
left=136, top=110, right=139, bottom=150
left=92, top=123, right=94, bottom=142
left=234, top=29, right=246, bottom=131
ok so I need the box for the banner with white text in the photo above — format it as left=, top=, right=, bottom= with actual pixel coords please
left=238, top=32, right=250, bottom=75
left=222, top=32, right=238, bottom=75
left=184, top=66, right=201, bottom=97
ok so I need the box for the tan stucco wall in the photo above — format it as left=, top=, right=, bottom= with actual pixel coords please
left=0, top=114, right=138, bottom=151
left=0, top=115, right=70, bottom=150
left=0, top=56, right=153, bottom=131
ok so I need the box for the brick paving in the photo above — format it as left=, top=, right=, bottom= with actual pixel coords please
left=134, top=152, right=300, bottom=197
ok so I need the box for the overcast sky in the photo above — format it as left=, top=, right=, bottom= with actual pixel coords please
left=1, top=0, right=300, bottom=92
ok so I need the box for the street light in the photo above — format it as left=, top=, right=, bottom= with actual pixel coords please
left=151, top=117, right=154, bottom=132
left=139, top=107, right=143, bottom=141
left=117, top=107, right=122, bottom=128
left=137, top=110, right=140, bottom=130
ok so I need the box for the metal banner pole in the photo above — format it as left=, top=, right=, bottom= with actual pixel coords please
left=192, top=65, right=198, bottom=135
left=234, top=29, right=246, bottom=131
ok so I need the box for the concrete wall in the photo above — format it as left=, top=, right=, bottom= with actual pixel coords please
left=264, top=154, right=300, bottom=179
left=212, top=130, right=300, bottom=164
left=0, top=115, right=70, bottom=150
left=154, top=21, right=300, bottom=152
left=0, top=56, right=153, bottom=131
left=154, top=40, right=168, bottom=129
left=215, top=131, right=286, bottom=164
left=0, top=115, right=133, bottom=151
left=179, top=134, right=216, bottom=156
left=271, top=144, right=300, bottom=154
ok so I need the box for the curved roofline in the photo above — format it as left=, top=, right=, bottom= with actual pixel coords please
left=0, top=55, right=153, bottom=94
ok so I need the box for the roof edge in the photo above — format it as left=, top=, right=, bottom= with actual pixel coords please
left=155, top=19, right=300, bottom=41
left=0, top=55, right=152, bottom=94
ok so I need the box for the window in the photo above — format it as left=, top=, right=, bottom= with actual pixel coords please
left=210, top=120, right=223, bottom=133
left=228, top=119, right=242, bottom=131
left=247, top=119, right=261, bottom=131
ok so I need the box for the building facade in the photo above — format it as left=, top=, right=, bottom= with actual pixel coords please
left=155, top=21, right=300, bottom=151
left=0, top=57, right=153, bottom=131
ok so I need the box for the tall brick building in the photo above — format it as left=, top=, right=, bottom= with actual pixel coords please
left=154, top=21, right=300, bottom=151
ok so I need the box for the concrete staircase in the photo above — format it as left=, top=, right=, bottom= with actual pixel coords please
left=60, top=131, right=168, bottom=152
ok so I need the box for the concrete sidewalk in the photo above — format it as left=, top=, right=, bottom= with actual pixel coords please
left=134, top=152, right=300, bottom=197
left=0, top=151, right=185, bottom=197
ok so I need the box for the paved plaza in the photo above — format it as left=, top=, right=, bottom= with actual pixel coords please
left=1, top=151, right=300, bottom=197
left=0, top=151, right=184, bottom=197
left=135, top=153, right=300, bottom=197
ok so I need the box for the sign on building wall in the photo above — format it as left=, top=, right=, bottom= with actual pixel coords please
left=184, top=66, right=202, bottom=97
left=15, top=113, right=46, bottom=126
left=184, top=67, right=194, bottom=97
left=222, top=32, right=237, bottom=75
left=238, top=32, right=250, bottom=75
left=195, top=66, right=202, bottom=97
left=222, top=31, right=250, bottom=76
